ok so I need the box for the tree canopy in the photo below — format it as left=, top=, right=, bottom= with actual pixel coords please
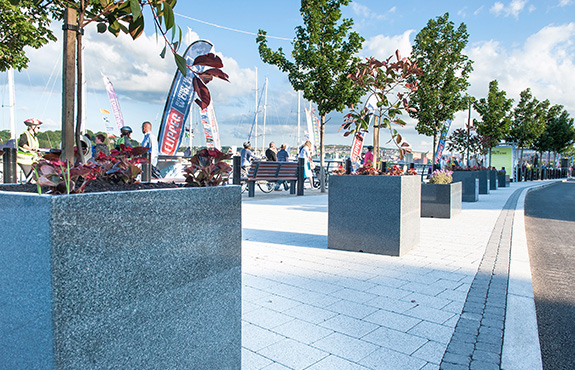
left=533, top=104, right=575, bottom=155
left=473, top=80, right=513, bottom=163
left=409, top=12, right=474, bottom=160
left=0, top=0, right=56, bottom=71
left=256, top=0, right=364, bottom=191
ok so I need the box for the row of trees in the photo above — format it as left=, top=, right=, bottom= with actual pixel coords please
left=448, top=81, right=575, bottom=167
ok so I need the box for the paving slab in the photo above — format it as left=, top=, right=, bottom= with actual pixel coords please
left=242, top=180, right=559, bottom=369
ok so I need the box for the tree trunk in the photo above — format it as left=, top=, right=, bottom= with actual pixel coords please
left=373, top=115, right=380, bottom=165
left=61, top=7, right=77, bottom=163
left=75, top=1, right=85, bottom=163
left=320, top=114, right=326, bottom=193
left=432, top=132, right=437, bottom=169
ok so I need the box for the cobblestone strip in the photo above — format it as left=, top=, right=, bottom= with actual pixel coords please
left=440, top=189, right=523, bottom=370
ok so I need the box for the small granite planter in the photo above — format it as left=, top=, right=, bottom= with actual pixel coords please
left=477, top=170, right=490, bottom=194
left=0, top=186, right=242, bottom=370
left=421, top=182, right=462, bottom=218
left=328, top=174, right=420, bottom=256
left=497, top=173, right=509, bottom=187
left=489, top=170, right=498, bottom=190
left=451, top=171, right=479, bottom=202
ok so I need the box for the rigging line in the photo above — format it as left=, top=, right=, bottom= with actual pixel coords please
left=41, top=54, right=62, bottom=117
left=174, top=12, right=292, bottom=41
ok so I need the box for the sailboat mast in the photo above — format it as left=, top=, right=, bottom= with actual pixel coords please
left=254, top=67, right=258, bottom=154
left=8, top=68, right=16, bottom=140
left=263, top=77, right=268, bottom=154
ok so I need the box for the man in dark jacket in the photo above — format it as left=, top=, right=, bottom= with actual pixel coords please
left=265, top=142, right=277, bottom=161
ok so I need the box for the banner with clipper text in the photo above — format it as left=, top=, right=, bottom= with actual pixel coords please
left=200, top=102, right=222, bottom=150
left=350, top=132, right=365, bottom=163
left=101, top=73, right=124, bottom=131
left=158, top=40, right=214, bottom=155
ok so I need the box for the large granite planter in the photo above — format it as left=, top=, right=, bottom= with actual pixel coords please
left=451, top=171, right=479, bottom=202
left=421, top=182, right=462, bottom=218
left=489, top=170, right=498, bottom=190
left=0, top=186, right=242, bottom=370
left=328, top=175, right=420, bottom=256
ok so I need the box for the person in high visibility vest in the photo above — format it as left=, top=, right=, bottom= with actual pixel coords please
left=17, top=118, right=42, bottom=178
left=115, top=126, right=139, bottom=149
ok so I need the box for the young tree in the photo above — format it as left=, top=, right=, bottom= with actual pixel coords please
left=256, top=0, right=364, bottom=192
left=4, top=0, right=226, bottom=163
left=508, top=88, right=547, bottom=165
left=473, top=80, right=513, bottom=166
left=409, top=13, right=474, bottom=163
left=534, top=104, right=575, bottom=162
left=339, top=51, right=422, bottom=160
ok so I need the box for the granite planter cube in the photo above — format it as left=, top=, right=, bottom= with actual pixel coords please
left=489, top=170, right=498, bottom=190
left=328, top=174, right=420, bottom=256
left=0, top=186, right=242, bottom=370
left=477, top=170, right=490, bottom=194
left=497, top=173, right=509, bottom=187
left=452, top=171, right=479, bottom=202
left=421, top=182, right=462, bottom=218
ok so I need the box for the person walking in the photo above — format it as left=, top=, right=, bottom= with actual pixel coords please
left=298, top=140, right=314, bottom=188
left=17, top=118, right=43, bottom=179
left=265, top=142, right=277, bottom=161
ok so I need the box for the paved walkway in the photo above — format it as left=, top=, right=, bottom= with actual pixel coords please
left=241, top=180, right=560, bottom=370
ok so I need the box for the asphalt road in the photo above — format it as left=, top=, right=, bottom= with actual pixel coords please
left=525, top=179, right=575, bottom=370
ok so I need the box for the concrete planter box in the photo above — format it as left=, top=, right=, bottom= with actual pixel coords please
left=0, top=186, right=242, bottom=370
left=489, top=170, right=498, bottom=190
left=497, top=173, right=509, bottom=187
left=421, top=182, right=462, bottom=218
left=477, top=170, right=490, bottom=194
left=451, top=171, right=479, bottom=202
left=328, top=175, right=420, bottom=256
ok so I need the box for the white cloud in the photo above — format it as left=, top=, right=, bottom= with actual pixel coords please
left=362, top=30, right=415, bottom=60
left=351, top=2, right=392, bottom=20
left=466, top=22, right=575, bottom=114
left=559, top=0, right=574, bottom=6
left=490, top=0, right=529, bottom=18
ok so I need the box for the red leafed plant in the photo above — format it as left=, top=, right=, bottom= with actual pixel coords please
left=340, top=50, right=423, bottom=159
left=32, top=159, right=99, bottom=195
left=190, top=53, right=229, bottom=109
left=94, top=145, right=150, bottom=184
left=332, top=165, right=346, bottom=175
left=31, top=145, right=151, bottom=194
left=355, top=164, right=381, bottom=176
left=183, top=148, right=233, bottom=187
left=383, top=165, right=418, bottom=176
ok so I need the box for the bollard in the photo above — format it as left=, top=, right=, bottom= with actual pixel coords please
left=380, top=161, right=387, bottom=173
left=141, top=152, right=151, bottom=182
left=297, top=157, right=305, bottom=196
left=409, top=163, right=415, bottom=169
left=3, top=148, right=18, bottom=184
left=345, top=158, right=352, bottom=174
left=232, top=156, right=241, bottom=185
left=516, top=167, right=522, bottom=182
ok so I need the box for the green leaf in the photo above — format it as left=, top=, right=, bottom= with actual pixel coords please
left=108, top=21, right=120, bottom=37
left=160, top=45, right=167, bottom=59
left=97, top=23, right=107, bottom=33
left=130, top=0, right=142, bottom=19
left=163, top=2, right=175, bottom=31
left=174, top=53, right=187, bottom=77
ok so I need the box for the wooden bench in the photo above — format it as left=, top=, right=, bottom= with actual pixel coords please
left=244, top=161, right=299, bottom=197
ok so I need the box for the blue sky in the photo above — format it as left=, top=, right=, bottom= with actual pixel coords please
left=1, top=0, right=574, bottom=153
